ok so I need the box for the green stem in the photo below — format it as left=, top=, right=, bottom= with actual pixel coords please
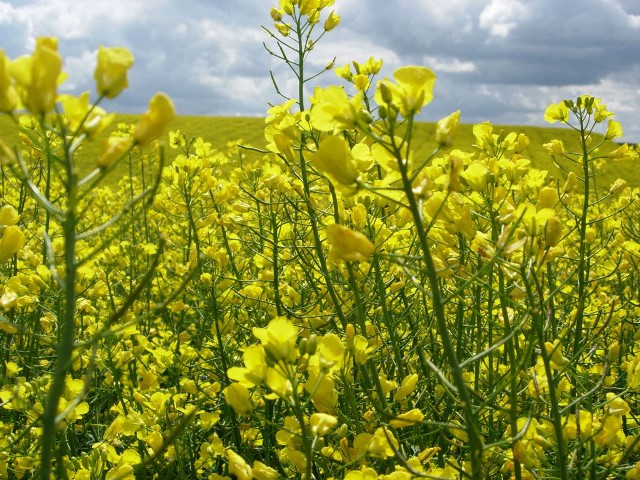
left=396, top=116, right=484, bottom=479
left=40, top=137, right=78, bottom=480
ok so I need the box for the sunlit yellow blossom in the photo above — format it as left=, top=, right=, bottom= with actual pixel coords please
left=324, top=10, right=340, bottom=31
left=544, top=101, right=569, bottom=124
left=312, top=135, right=360, bottom=188
left=280, top=0, right=294, bottom=15
left=326, top=223, right=375, bottom=262
left=58, top=92, right=114, bottom=138
left=609, top=178, right=627, bottom=195
left=395, top=374, right=419, bottom=403
left=227, top=344, right=268, bottom=387
left=270, top=7, right=283, bottom=21
left=376, top=66, right=436, bottom=117
left=435, top=110, right=460, bottom=146
left=223, top=383, right=253, bottom=416
left=390, top=408, right=424, bottom=428
left=10, top=37, right=63, bottom=113
left=543, top=139, right=564, bottom=156
left=334, top=63, right=353, bottom=81
left=353, top=74, right=369, bottom=91
left=472, top=121, right=494, bottom=151
left=361, top=56, right=383, bottom=75
left=0, top=50, right=18, bottom=112
left=133, top=93, right=175, bottom=146
left=97, top=136, right=134, bottom=169
left=310, top=85, right=365, bottom=131
left=562, top=171, right=578, bottom=193
left=592, top=97, right=614, bottom=122
left=462, top=161, right=489, bottom=192
left=537, top=186, right=559, bottom=209
left=0, top=226, right=26, bottom=262
left=252, top=316, right=298, bottom=362
left=226, top=449, right=252, bottom=480
left=514, top=132, right=530, bottom=153
left=252, top=461, right=279, bottom=480
left=94, top=46, right=134, bottom=98
left=276, top=22, right=292, bottom=36
left=605, top=119, right=623, bottom=140
left=310, top=413, right=338, bottom=436
left=0, top=205, right=19, bottom=227
left=344, top=466, right=379, bottom=480
left=608, top=143, right=631, bottom=161
left=544, top=216, right=563, bottom=247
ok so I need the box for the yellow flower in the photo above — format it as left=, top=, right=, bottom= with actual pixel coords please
left=544, top=101, right=569, bottom=124
left=334, top=63, right=353, bottom=81
left=252, top=461, right=279, bottom=480
left=0, top=205, right=20, bottom=227
left=394, top=373, right=419, bottom=403
left=344, top=466, right=379, bottom=480
left=472, top=121, right=494, bottom=151
left=226, top=450, right=252, bottom=480
left=326, top=223, right=375, bottom=262
left=310, top=413, right=338, bottom=436
left=274, top=22, right=291, bottom=36
left=324, top=10, right=340, bottom=31
left=462, top=161, right=489, bottom=192
left=10, top=37, right=63, bottom=114
left=223, top=383, right=253, bottom=416
left=0, top=49, right=18, bottom=112
left=252, top=316, right=299, bottom=362
left=133, top=93, right=175, bottom=146
left=0, top=225, right=26, bottom=262
left=310, top=85, right=364, bottom=131
left=542, top=139, right=564, bottom=156
left=58, top=92, right=114, bottom=138
left=377, top=66, right=436, bottom=117
left=94, top=46, right=134, bottom=98
left=435, top=110, right=460, bottom=146
left=270, top=7, right=284, bottom=21
left=609, top=178, right=627, bottom=195
left=97, top=136, right=134, bottom=169
left=390, top=408, right=424, bottom=428
left=605, top=119, right=623, bottom=140
left=544, top=216, right=563, bottom=247
left=312, top=135, right=360, bottom=188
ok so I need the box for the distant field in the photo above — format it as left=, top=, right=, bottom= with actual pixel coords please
left=0, top=114, right=635, bottom=188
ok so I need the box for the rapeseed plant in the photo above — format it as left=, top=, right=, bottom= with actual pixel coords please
left=1, top=1, right=639, bottom=479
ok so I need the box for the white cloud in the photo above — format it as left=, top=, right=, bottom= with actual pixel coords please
left=479, top=0, right=528, bottom=38
left=423, top=55, right=477, bottom=73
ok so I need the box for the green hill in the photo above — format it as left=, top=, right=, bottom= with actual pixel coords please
left=0, top=114, right=635, bottom=189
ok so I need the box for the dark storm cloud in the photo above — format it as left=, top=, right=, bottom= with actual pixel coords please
left=0, top=0, right=638, bottom=141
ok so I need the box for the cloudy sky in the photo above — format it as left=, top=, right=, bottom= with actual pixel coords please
left=0, top=0, right=639, bottom=143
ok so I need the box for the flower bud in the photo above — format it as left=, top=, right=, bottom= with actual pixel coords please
left=435, top=110, right=460, bottom=146
left=133, top=93, right=175, bottom=147
left=544, top=216, right=563, bottom=247
left=270, top=7, right=283, bottom=21
left=97, top=136, right=133, bottom=169
left=542, top=139, right=564, bottom=156
left=0, top=225, right=26, bottom=263
left=326, top=224, right=374, bottom=263
left=324, top=10, right=340, bottom=31
left=605, top=119, right=623, bottom=140
left=608, top=178, right=627, bottom=195
left=562, top=172, right=578, bottom=193
left=94, top=46, right=134, bottom=99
